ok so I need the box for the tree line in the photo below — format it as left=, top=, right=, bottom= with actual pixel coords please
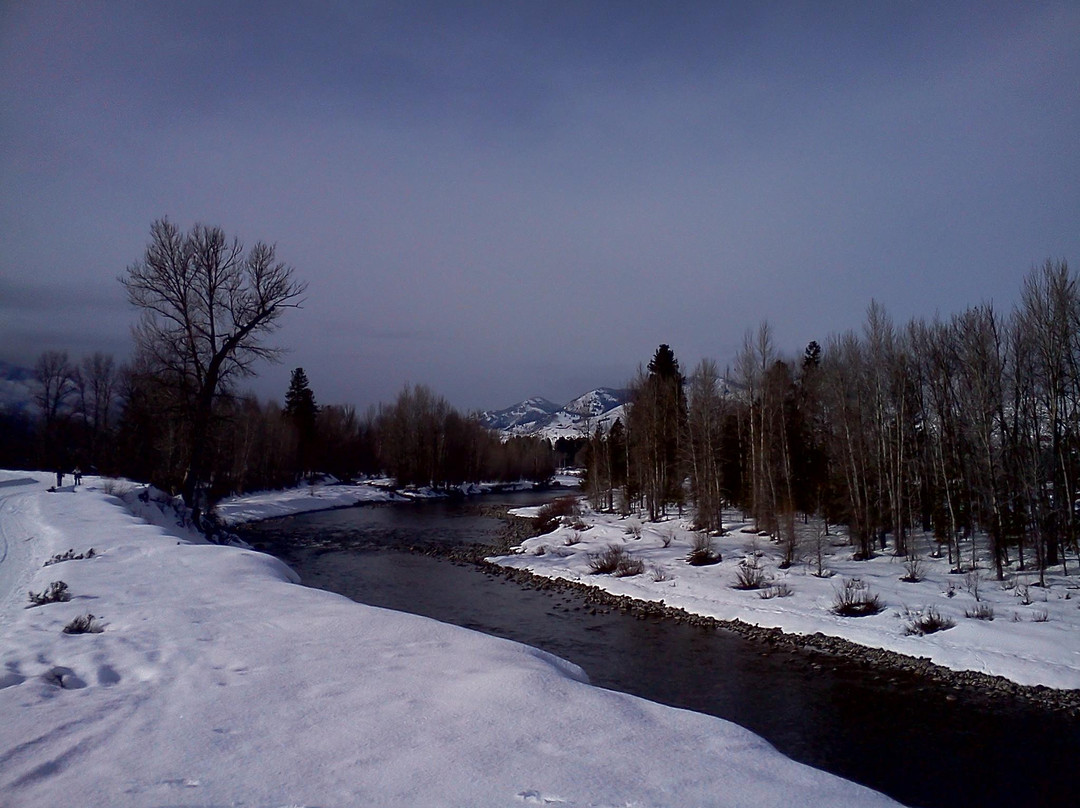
left=3, top=219, right=553, bottom=516
left=585, top=259, right=1080, bottom=582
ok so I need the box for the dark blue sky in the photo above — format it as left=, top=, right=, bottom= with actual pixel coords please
left=3, top=1, right=1078, bottom=410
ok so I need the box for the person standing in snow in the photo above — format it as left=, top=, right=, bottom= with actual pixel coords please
left=55, top=469, right=64, bottom=487
left=73, top=467, right=82, bottom=486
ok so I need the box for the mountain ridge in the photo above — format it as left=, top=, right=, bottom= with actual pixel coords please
left=479, top=387, right=630, bottom=441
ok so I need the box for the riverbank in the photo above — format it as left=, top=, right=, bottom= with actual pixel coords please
left=485, top=503, right=1080, bottom=699
left=0, top=471, right=899, bottom=807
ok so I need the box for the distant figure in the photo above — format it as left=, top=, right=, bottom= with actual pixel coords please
left=73, top=467, right=82, bottom=486
left=55, top=469, right=64, bottom=487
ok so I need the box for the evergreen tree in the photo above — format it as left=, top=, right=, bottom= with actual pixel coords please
left=284, top=367, right=319, bottom=477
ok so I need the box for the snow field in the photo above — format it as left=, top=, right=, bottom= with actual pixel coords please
left=0, top=472, right=900, bottom=807
left=496, top=502, right=1080, bottom=691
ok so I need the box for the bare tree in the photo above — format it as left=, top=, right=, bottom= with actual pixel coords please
left=686, top=359, right=727, bottom=533
left=34, top=350, right=75, bottom=428
left=121, top=218, right=306, bottom=513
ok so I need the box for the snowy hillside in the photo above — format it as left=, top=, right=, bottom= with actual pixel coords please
left=481, top=388, right=630, bottom=442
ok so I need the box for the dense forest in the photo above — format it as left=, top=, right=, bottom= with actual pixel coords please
left=585, top=259, right=1079, bottom=583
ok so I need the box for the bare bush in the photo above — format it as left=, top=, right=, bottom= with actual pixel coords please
left=732, top=557, right=768, bottom=590
left=624, top=521, right=642, bottom=539
left=686, top=533, right=721, bottom=566
left=831, top=578, right=884, bottom=616
left=588, top=545, right=644, bottom=577
left=614, top=555, right=645, bottom=578
left=900, top=549, right=924, bottom=583
left=28, top=581, right=70, bottom=606
left=964, top=571, right=982, bottom=602
left=649, top=564, right=669, bottom=582
left=1031, top=608, right=1049, bottom=622
left=535, top=496, right=581, bottom=534
left=965, top=603, right=995, bottom=620
left=807, top=521, right=832, bottom=578
left=904, top=606, right=955, bottom=635
left=759, top=582, right=793, bottom=599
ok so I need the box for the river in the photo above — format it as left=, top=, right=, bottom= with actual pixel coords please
left=237, top=493, right=1080, bottom=808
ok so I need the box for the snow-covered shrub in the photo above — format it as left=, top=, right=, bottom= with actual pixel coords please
left=732, top=557, right=767, bottom=590
left=904, top=606, right=955, bottom=636
left=831, top=578, right=884, bottom=616
left=759, top=582, right=793, bottom=599
left=1031, top=608, right=1049, bottom=622
left=624, top=521, right=642, bottom=539
left=965, top=603, right=995, bottom=621
left=649, top=564, right=669, bottom=582
left=28, top=581, right=70, bottom=606
left=43, top=548, right=95, bottom=567
left=686, top=533, right=720, bottom=566
left=63, top=614, right=102, bottom=634
left=614, top=555, right=645, bottom=578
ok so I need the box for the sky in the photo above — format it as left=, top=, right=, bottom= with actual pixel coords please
left=2, top=1, right=1079, bottom=412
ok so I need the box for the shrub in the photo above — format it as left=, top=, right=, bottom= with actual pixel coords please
left=759, top=582, right=794, bottom=599
left=831, top=578, right=884, bottom=616
left=564, top=531, right=582, bottom=547
left=686, top=533, right=720, bottom=566
left=1031, top=608, right=1050, bottom=623
left=28, top=581, right=70, bottom=606
left=904, top=606, right=955, bottom=635
left=43, top=548, right=95, bottom=567
left=649, top=564, right=669, bottom=582
left=732, top=558, right=767, bottom=590
left=587, top=545, right=645, bottom=577
left=624, top=521, right=642, bottom=539
left=588, top=545, right=624, bottom=574
left=965, top=603, right=995, bottom=621
left=900, top=552, right=924, bottom=583
left=614, top=555, right=645, bottom=577
left=63, top=614, right=102, bottom=634
left=535, top=496, right=581, bottom=534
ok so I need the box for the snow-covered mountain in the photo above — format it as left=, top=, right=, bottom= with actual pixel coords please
left=480, top=388, right=629, bottom=442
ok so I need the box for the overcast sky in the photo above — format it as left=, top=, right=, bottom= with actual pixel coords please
left=2, top=1, right=1078, bottom=411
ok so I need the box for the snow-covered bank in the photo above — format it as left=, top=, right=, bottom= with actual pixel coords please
left=212, top=476, right=573, bottom=526
left=493, top=505, right=1080, bottom=691
left=0, top=471, right=899, bottom=807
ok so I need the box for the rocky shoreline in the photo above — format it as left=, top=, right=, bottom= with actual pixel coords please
left=424, top=512, right=1080, bottom=718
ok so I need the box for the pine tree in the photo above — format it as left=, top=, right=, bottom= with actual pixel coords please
left=284, top=368, right=319, bottom=477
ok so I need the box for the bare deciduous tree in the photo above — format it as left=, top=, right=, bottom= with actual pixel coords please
left=121, top=218, right=306, bottom=513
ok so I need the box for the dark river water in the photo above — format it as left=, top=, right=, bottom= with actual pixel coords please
left=237, top=493, right=1080, bottom=808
